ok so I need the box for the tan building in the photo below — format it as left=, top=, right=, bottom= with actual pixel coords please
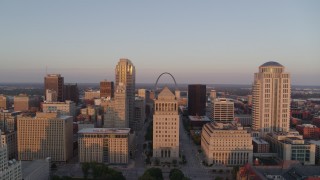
left=45, top=89, right=57, bottom=102
left=100, top=80, right=114, bottom=98
left=153, top=87, right=179, bottom=161
left=0, top=95, right=9, bottom=110
left=210, top=90, right=217, bottom=101
left=252, top=61, right=291, bottom=137
left=201, top=122, right=253, bottom=166
left=265, top=131, right=315, bottom=165
left=1, top=131, right=17, bottom=160
left=17, top=112, right=73, bottom=162
left=78, top=128, right=130, bottom=164
left=0, top=130, right=22, bottom=180
left=211, top=98, right=234, bottom=123
left=115, top=59, right=135, bottom=130
left=14, top=94, right=30, bottom=112
left=44, top=74, right=64, bottom=102
left=42, top=100, right=76, bottom=118
left=84, top=90, right=100, bottom=100
left=0, top=111, right=19, bottom=132
left=103, top=84, right=128, bottom=128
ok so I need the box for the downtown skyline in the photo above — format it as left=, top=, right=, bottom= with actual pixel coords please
left=1, top=1, right=319, bottom=85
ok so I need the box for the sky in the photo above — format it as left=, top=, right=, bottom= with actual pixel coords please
left=0, top=1, right=319, bottom=85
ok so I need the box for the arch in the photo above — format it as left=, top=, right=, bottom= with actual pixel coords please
left=154, top=72, right=178, bottom=92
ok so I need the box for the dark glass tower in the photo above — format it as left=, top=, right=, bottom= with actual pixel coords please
left=188, top=84, right=206, bottom=116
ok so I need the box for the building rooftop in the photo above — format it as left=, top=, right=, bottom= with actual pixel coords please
left=260, top=61, right=283, bottom=67
left=252, top=137, right=269, bottom=145
left=189, top=115, right=211, bottom=122
left=22, top=158, right=50, bottom=178
left=78, top=128, right=131, bottom=134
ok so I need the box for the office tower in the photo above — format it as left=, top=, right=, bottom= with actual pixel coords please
left=201, top=122, right=253, bottom=166
left=100, top=80, right=114, bottom=98
left=78, top=128, right=130, bottom=164
left=1, top=131, right=17, bottom=160
left=0, top=111, right=20, bottom=132
left=0, top=95, right=9, bottom=110
left=115, top=59, right=135, bottom=130
left=0, top=130, right=22, bottom=180
left=14, top=94, right=30, bottom=112
left=103, top=84, right=128, bottom=128
left=44, top=74, right=64, bottom=102
left=153, top=87, right=179, bottom=161
left=211, top=98, right=234, bottom=123
left=45, top=89, right=57, bottom=102
left=188, top=84, right=206, bottom=116
left=42, top=100, right=76, bottom=118
left=64, top=83, right=79, bottom=104
left=210, top=90, right=217, bottom=101
left=17, top=112, right=73, bottom=162
left=134, top=97, right=145, bottom=131
left=252, top=61, right=290, bottom=136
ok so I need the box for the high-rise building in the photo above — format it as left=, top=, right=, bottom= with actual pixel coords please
left=0, top=130, right=22, bottom=180
left=44, top=74, right=64, bottom=102
left=0, top=95, right=9, bottom=110
left=64, top=84, right=79, bottom=104
left=188, top=84, right=206, bottom=116
left=252, top=61, right=291, bottom=136
left=45, top=89, right=57, bottom=102
left=211, top=98, right=234, bottom=123
left=14, top=94, right=30, bottom=112
left=134, top=97, right=145, bottom=131
left=100, top=81, right=114, bottom=98
left=153, top=87, right=179, bottom=161
left=78, top=128, right=130, bottom=164
left=17, top=112, right=73, bottom=162
left=1, top=131, right=17, bottom=160
left=115, top=59, right=135, bottom=129
left=201, top=122, right=253, bottom=166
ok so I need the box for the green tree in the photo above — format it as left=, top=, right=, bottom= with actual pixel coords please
left=81, top=162, right=90, bottom=179
left=215, top=176, right=223, bottom=180
left=169, top=169, right=185, bottom=180
left=139, top=168, right=163, bottom=180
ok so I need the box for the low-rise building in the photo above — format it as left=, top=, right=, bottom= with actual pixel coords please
left=21, top=158, right=50, bottom=180
left=189, top=115, right=211, bottom=129
left=84, top=90, right=100, bottom=100
left=309, top=140, right=320, bottom=164
left=265, top=131, right=316, bottom=165
left=296, top=124, right=320, bottom=139
left=42, top=100, right=76, bottom=118
left=252, top=137, right=269, bottom=153
left=234, top=114, right=252, bottom=127
left=201, top=122, right=253, bottom=166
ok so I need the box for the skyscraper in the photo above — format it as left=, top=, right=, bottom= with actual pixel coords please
left=188, top=84, right=206, bottom=116
left=100, top=80, right=114, bottom=98
left=64, top=83, right=79, bottom=104
left=252, top=61, right=291, bottom=137
left=211, top=98, right=234, bottom=123
left=115, top=59, right=135, bottom=129
left=44, top=74, right=64, bottom=102
left=153, top=87, right=179, bottom=161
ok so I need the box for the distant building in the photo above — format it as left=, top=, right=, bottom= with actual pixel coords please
left=296, top=124, right=320, bottom=139
left=44, top=74, right=64, bottom=102
left=247, top=95, right=252, bottom=106
left=14, top=94, right=30, bottom=112
left=211, top=98, right=234, bottom=123
left=252, top=137, right=269, bottom=153
left=21, top=158, right=50, bottom=180
left=188, top=84, right=206, bottom=116
left=234, top=114, right=252, bottom=127
left=115, top=59, right=135, bottom=131
left=153, top=87, right=179, bottom=161
left=84, top=90, right=100, bottom=100
left=188, top=116, right=211, bottom=129
left=42, top=100, right=76, bottom=118
left=210, top=90, right=216, bottom=101
left=252, top=61, right=290, bottom=137
left=64, top=83, right=79, bottom=104
left=78, top=128, right=130, bottom=164
left=100, top=81, right=114, bottom=98
left=0, top=95, right=9, bottom=110
left=265, top=131, right=315, bottom=165
left=175, top=90, right=181, bottom=100
left=134, top=97, right=145, bottom=131
left=17, top=112, right=73, bottom=162
left=0, top=111, right=20, bottom=132
left=0, top=130, right=22, bottom=180
left=45, top=89, right=57, bottom=102
left=1, top=131, right=17, bottom=160
left=201, top=122, right=253, bottom=166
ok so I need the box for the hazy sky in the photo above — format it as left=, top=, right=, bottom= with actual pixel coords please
left=0, top=1, right=319, bottom=85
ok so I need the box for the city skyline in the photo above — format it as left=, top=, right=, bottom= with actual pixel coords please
left=1, top=1, right=319, bottom=85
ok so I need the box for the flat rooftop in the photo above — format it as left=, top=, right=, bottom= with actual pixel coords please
left=78, top=128, right=131, bottom=134
left=252, top=138, right=269, bottom=145
left=189, top=116, right=211, bottom=122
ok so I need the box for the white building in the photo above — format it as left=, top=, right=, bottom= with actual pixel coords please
left=42, top=100, right=76, bottom=118
left=252, top=61, right=291, bottom=137
left=0, top=130, right=22, bottom=180
left=153, top=87, right=179, bottom=161
left=211, top=98, right=234, bottom=123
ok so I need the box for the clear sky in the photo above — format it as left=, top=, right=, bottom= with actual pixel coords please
left=0, top=1, right=319, bottom=85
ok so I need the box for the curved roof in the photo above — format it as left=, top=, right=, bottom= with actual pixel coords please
left=260, top=61, right=283, bottom=67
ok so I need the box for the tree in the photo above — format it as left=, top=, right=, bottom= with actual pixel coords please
left=215, top=176, right=223, bottom=180
left=81, top=162, right=90, bottom=179
left=169, top=169, right=185, bottom=180
left=139, top=168, right=163, bottom=180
